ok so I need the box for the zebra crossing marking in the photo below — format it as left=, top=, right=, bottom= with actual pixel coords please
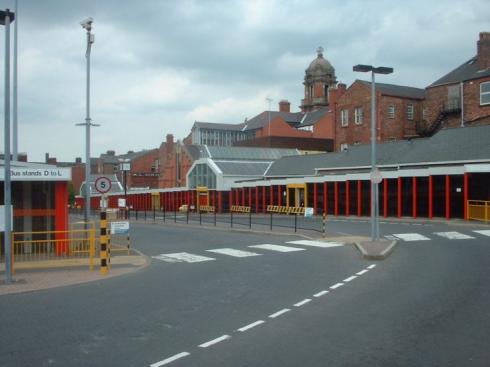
left=434, top=231, right=475, bottom=240
left=392, top=233, right=431, bottom=241
left=206, top=248, right=261, bottom=257
left=287, top=240, right=344, bottom=248
left=474, top=230, right=490, bottom=237
left=249, top=244, right=305, bottom=252
left=152, top=253, right=216, bottom=263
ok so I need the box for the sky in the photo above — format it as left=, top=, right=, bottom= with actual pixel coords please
left=0, top=0, right=488, bottom=162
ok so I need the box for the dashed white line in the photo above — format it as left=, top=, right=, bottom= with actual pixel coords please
left=313, top=290, right=329, bottom=297
left=150, top=352, right=190, bottom=367
left=356, top=269, right=369, bottom=275
left=343, top=276, right=357, bottom=282
left=237, top=320, right=265, bottom=332
left=268, top=308, right=291, bottom=318
left=294, top=298, right=312, bottom=307
left=367, top=264, right=377, bottom=269
left=330, top=283, right=344, bottom=289
left=198, top=335, right=231, bottom=348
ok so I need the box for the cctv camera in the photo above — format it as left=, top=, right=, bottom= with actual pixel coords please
left=80, top=17, right=93, bottom=30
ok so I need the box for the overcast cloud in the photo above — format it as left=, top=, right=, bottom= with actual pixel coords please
left=0, top=0, right=488, bottom=162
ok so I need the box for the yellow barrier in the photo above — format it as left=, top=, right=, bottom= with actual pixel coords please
left=467, top=200, right=490, bottom=223
left=11, top=228, right=96, bottom=273
left=199, top=205, right=215, bottom=213
left=266, top=205, right=305, bottom=215
left=231, top=205, right=251, bottom=213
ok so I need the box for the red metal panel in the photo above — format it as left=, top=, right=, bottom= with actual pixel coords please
left=464, top=173, right=469, bottom=220
left=445, top=175, right=450, bottom=219
left=270, top=186, right=274, bottom=206
left=397, top=177, right=402, bottom=218
left=218, top=191, right=222, bottom=213
left=262, top=186, right=266, bottom=213
left=323, top=182, right=327, bottom=214
left=55, top=182, right=69, bottom=255
left=242, top=188, right=245, bottom=207
left=278, top=185, right=282, bottom=206
left=229, top=190, right=232, bottom=210
left=334, top=182, right=338, bottom=216
left=345, top=181, right=350, bottom=216
left=255, top=187, right=259, bottom=213
left=383, top=179, right=387, bottom=218
left=428, top=176, right=433, bottom=219
left=359, top=180, right=363, bottom=217
left=412, top=177, right=417, bottom=219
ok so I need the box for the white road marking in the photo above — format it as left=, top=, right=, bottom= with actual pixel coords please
left=287, top=240, right=344, bottom=248
left=330, top=283, right=344, bottom=289
left=150, top=352, right=190, bottom=367
left=294, top=298, right=311, bottom=307
left=413, top=223, right=423, bottom=226
left=198, top=335, right=231, bottom=348
left=356, top=269, right=369, bottom=275
left=249, top=244, right=305, bottom=252
left=237, top=320, right=265, bottom=332
left=384, top=235, right=397, bottom=241
left=367, top=264, right=377, bottom=269
left=473, top=230, right=490, bottom=237
left=313, top=290, right=329, bottom=297
left=434, top=231, right=475, bottom=240
left=206, top=248, right=261, bottom=257
left=392, top=233, right=431, bottom=241
left=343, top=276, right=357, bottom=282
left=152, top=253, right=215, bottom=263
left=268, top=309, right=291, bottom=318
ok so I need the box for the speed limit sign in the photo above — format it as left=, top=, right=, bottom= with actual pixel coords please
left=95, top=176, right=112, bottom=194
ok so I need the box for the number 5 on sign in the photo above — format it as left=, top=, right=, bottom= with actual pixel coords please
left=95, top=176, right=112, bottom=194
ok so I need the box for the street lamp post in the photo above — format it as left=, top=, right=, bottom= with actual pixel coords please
left=1, top=8, right=15, bottom=283
left=353, top=64, right=393, bottom=241
left=76, top=18, right=98, bottom=224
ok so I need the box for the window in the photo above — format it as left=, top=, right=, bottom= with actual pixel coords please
left=407, top=104, right=414, bottom=120
left=341, top=109, right=349, bottom=126
left=422, top=108, right=428, bottom=121
left=481, top=82, right=490, bottom=105
left=354, top=107, right=363, bottom=124
left=388, top=105, right=395, bottom=119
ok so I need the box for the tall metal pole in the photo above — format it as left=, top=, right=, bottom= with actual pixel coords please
left=84, top=27, right=91, bottom=224
left=370, top=71, right=377, bottom=241
left=12, top=0, right=17, bottom=161
left=3, top=9, right=13, bottom=283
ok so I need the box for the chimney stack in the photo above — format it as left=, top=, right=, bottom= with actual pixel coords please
left=75, top=157, right=82, bottom=164
left=279, top=100, right=291, bottom=113
left=477, top=32, right=490, bottom=70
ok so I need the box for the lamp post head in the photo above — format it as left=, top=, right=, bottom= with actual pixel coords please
left=80, top=17, right=93, bottom=31
left=353, top=64, right=394, bottom=74
left=353, top=64, right=373, bottom=73
left=0, top=9, right=15, bottom=25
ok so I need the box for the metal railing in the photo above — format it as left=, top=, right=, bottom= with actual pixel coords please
left=467, top=200, right=490, bottom=223
left=9, top=227, right=96, bottom=273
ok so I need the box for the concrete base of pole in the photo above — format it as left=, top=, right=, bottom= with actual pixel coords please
left=355, top=239, right=397, bottom=260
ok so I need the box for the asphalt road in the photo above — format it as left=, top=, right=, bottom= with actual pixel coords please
left=1, top=219, right=489, bottom=367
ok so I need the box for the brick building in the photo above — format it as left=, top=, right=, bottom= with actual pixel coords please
left=334, top=80, right=425, bottom=151
left=420, top=32, right=490, bottom=136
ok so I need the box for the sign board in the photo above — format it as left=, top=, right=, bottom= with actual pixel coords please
left=0, top=205, right=13, bottom=231
left=100, top=196, right=108, bottom=209
left=304, top=207, right=314, bottom=217
left=118, top=198, right=126, bottom=208
left=110, top=221, right=130, bottom=235
left=120, top=163, right=131, bottom=171
left=95, top=176, right=112, bottom=194
left=370, top=169, right=383, bottom=184
left=0, top=167, right=71, bottom=181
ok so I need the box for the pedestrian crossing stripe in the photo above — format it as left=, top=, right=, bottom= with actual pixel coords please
left=152, top=253, right=216, bottom=263
left=287, top=240, right=344, bottom=248
left=392, top=233, right=431, bottom=241
left=434, top=231, right=475, bottom=240
left=206, top=248, right=261, bottom=257
left=473, top=230, right=490, bottom=237
left=249, top=244, right=305, bottom=252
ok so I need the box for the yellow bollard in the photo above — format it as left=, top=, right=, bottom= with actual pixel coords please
left=100, top=208, right=108, bottom=274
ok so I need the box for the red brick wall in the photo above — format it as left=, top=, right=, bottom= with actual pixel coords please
left=71, top=164, right=85, bottom=194
left=129, top=149, right=159, bottom=188
left=334, top=81, right=422, bottom=151
left=158, top=143, right=194, bottom=188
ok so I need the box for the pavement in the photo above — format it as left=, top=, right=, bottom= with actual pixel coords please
left=0, top=252, right=149, bottom=296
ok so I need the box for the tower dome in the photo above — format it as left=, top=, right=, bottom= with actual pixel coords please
left=300, top=47, right=338, bottom=113
left=305, top=46, right=335, bottom=78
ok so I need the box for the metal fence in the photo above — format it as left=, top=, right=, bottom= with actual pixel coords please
left=467, top=200, right=490, bottom=223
